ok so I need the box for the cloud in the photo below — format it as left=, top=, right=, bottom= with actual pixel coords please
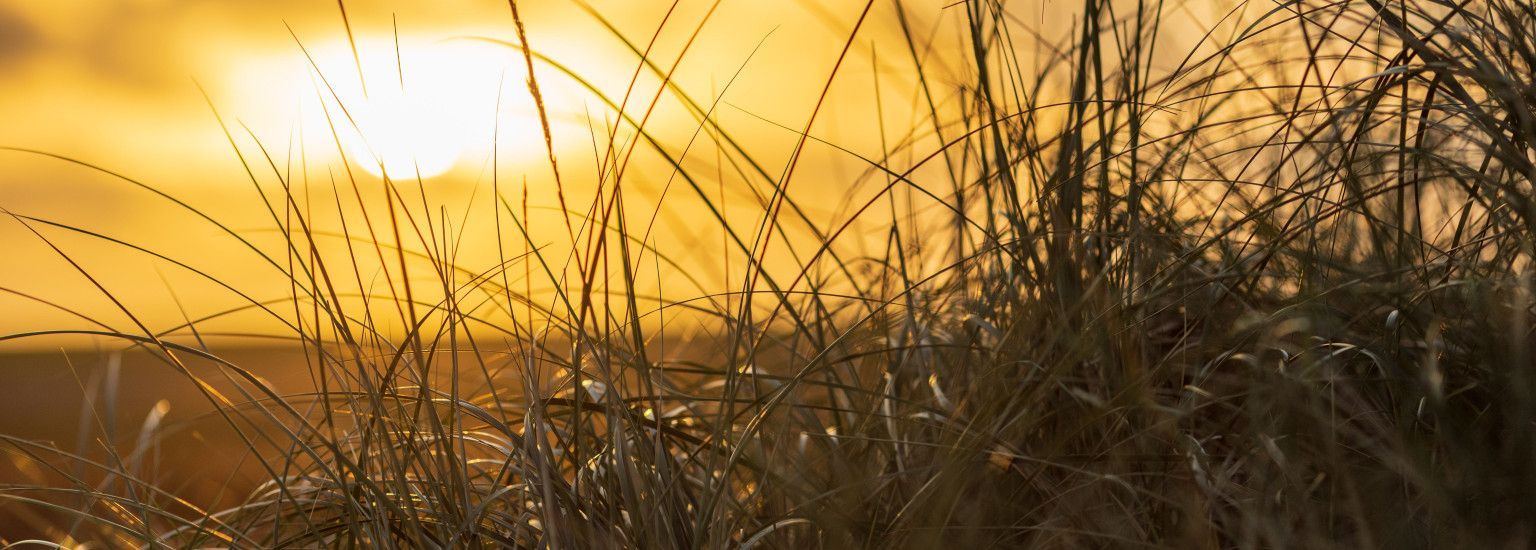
left=0, top=6, right=39, bottom=71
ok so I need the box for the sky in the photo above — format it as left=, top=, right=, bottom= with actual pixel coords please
left=0, top=0, right=1178, bottom=347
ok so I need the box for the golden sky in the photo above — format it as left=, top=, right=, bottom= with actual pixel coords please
left=0, top=1, right=1214, bottom=347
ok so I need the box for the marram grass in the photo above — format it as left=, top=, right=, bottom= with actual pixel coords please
left=4, top=0, right=1536, bottom=547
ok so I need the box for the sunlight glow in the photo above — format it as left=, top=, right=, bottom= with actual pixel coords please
left=329, top=40, right=510, bottom=179
left=232, top=36, right=541, bottom=180
left=341, top=80, right=469, bottom=178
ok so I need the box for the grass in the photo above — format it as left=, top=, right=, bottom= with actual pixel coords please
left=3, top=0, right=1535, bottom=547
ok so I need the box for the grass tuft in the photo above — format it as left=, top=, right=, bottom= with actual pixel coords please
left=4, top=0, right=1536, bottom=547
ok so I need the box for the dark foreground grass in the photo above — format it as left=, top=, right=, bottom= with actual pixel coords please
left=4, top=0, right=1536, bottom=547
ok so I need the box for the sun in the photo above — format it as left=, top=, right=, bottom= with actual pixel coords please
left=340, top=82, right=468, bottom=179
left=332, top=41, right=514, bottom=179
left=229, top=32, right=584, bottom=181
left=235, top=37, right=521, bottom=180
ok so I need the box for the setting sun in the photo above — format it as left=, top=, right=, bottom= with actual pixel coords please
left=337, top=75, right=473, bottom=179
left=227, top=36, right=545, bottom=180
left=303, top=39, right=514, bottom=179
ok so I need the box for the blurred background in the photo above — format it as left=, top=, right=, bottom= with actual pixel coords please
left=0, top=0, right=985, bottom=344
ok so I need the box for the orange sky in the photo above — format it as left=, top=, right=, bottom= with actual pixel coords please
left=0, top=1, right=1216, bottom=348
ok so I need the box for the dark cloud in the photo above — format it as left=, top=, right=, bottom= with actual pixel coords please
left=0, top=6, right=38, bottom=70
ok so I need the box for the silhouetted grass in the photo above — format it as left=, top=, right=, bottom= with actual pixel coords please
left=3, top=0, right=1535, bottom=547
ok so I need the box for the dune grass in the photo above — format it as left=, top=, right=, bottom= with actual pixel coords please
left=3, top=0, right=1536, bottom=547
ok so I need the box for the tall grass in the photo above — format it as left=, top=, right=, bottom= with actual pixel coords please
left=3, top=0, right=1535, bottom=547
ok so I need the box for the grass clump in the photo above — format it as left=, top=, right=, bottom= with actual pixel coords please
left=3, top=0, right=1536, bottom=547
